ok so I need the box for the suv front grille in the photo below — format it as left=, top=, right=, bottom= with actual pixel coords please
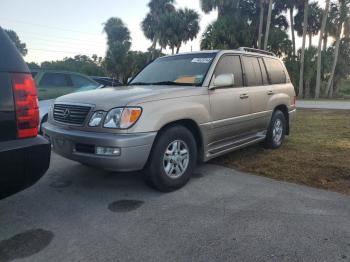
left=53, top=104, right=92, bottom=125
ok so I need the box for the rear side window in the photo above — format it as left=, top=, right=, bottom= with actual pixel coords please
left=214, top=55, right=243, bottom=87
left=39, top=73, right=72, bottom=87
left=242, top=56, right=263, bottom=86
left=263, top=58, right=286, bottom=84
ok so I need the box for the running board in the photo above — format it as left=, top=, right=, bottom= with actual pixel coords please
left=206, top=134, right=266, bottom=160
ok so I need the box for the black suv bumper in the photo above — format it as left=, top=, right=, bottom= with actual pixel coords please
left=0, top=136, right=51, bottom=199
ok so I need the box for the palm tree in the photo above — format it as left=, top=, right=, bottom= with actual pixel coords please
left=315, top=0, right=331, bottom=99
left=141, top=0, right=175, bottom=58
left=325, top=0, right=349, bottom=97
left=275, top=0, right=301, bottom=55
left=294, top=2, right=322, bottom=48
left=103, top=18, right=131, bottom=81
left=298, top=0, right=309, bottom=97
left=263, top=0, right=273, bottom=50
left=176, top=8, right=200, bottom=53
left=257, top=0, right=265, bottom=49
left=323, top=2, right=340, bottom=52
left=200, top=0, right=239, bottom=16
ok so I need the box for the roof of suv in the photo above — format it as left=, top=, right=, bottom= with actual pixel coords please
left=162, top=48, right=277, bottom=60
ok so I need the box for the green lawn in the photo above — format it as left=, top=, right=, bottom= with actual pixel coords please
left=339, top=79, right=350, bottom=96
left=212, top=109, right=350, bottom=195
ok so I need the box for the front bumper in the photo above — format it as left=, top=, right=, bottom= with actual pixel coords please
left=43, top=123, right=157, bottom=172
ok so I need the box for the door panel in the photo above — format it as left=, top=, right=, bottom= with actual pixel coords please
left=242, top=56, right=271, bottom=132
left=208, top=55, right=252, bottom=147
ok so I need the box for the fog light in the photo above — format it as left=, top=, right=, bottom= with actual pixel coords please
left=95, top=146, right=121, bottom=156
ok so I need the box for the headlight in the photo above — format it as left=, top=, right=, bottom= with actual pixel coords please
left=103, top=107, right=142, bottom=129
left=88, top=111, right=104, bottom=127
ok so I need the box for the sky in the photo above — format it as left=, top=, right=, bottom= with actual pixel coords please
left=0, top=0, right=325, bottom=64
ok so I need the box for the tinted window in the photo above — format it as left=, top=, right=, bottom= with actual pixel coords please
left=263, top=58, right=286, bottom=84
left=71, top=75, right=98, bottom=88
left=214, top=55, right=243, bottom=87
left=39, top=73, right=71, bottom=87
left=258, top=58, right=269, bottom=85
left=242, top=56, right=263, bottom=86
left=130, top=53, right=217, bottom=86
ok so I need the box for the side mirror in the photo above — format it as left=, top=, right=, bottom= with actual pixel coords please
left=211, top=73, right=234, bottom=89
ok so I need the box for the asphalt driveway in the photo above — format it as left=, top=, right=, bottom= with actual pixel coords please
left=0, top=153, right=350, bottom=262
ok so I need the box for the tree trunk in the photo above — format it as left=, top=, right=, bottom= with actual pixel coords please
left=309, top=33, right=312, bottom=47
left=151, top=37, right=157, bottom=60
left=258, top=0, right=264, bottom=49
left=298, top=0, right=309, bottom=98
left=176, top=44, right=181, bottom=54
left=315, top=0, right=330, bottom=99
left=171, top=46, right=175, bottom=55
left=325, top=24, right=343, bottom=97
left=290, top=8, right=296, bottom=56
left=323, top=33, right=328, bottom=52
left=263, top=0, right=273, bottom=50
left=305, top=80, right=311, bottom=98
left=329, top=80, right=334, bottom=98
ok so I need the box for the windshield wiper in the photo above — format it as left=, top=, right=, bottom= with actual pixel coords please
left=151, top=81, right=197, bottom=86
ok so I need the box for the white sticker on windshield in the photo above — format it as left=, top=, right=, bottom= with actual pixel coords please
left=191, top=58, right=213, bottom=63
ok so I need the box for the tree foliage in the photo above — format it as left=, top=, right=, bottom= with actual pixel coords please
left=5, top=29, right=28, bottom=56
left=40, top=55, right=105, bottom=76
left=103, top=17, right=132, bottom=82
left=142, top=0, right=199, bottom=55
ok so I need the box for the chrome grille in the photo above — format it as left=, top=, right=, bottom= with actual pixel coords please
left=53, top=104, right=92, bottom=125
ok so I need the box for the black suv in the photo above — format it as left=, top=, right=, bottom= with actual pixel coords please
left=0, top=27, right=51, bottom=199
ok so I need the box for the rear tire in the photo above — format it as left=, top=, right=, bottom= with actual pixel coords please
left=264, top=110, right=286, bottom=149
left=144, top=125, right=197, bottom=192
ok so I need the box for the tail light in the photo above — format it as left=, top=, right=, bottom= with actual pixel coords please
left=11, top=73, right=39, bottom=138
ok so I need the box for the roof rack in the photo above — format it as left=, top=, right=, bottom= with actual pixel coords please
left=238, top=47, right=276, bottom=57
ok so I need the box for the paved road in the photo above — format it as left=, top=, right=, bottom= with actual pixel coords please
left=1, top=153, right=350, bottom=262
left=296, top=100, right=350, bottom=110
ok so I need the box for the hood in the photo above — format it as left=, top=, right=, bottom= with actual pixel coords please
left=55, top=85, right=198, bottom=110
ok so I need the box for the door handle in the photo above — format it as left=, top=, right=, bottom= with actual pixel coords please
left=267, top=90, right=274, bottom=96
left=239, top=94, right=249, bottom=99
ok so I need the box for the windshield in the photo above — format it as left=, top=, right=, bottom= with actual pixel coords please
left=130, top=53, right=217, bottom=86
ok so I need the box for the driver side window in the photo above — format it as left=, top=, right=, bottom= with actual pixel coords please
left=214, top=56, right=243, bottom=87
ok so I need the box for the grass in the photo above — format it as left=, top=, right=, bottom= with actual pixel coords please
left=339, top=79, right=350, bottom=96
left=211, top=109, right=350, bottom=195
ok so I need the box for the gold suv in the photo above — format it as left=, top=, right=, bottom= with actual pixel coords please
left=43, top=48, right=296, bottom=191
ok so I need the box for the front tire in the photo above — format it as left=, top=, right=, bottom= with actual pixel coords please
left=264, top=110, right=286, bottom=149
left=144, top=125, right=197, bottom=192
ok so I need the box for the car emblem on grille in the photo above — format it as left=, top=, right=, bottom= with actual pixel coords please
left=63, top=108, right=70, bottom=118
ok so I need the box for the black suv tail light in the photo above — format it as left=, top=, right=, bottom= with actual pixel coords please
left=11, top=73, right=39, bottom=138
